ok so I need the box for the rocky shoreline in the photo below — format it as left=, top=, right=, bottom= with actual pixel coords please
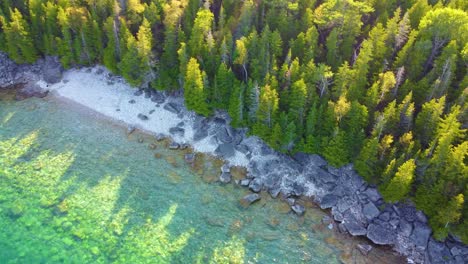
left=1, top=52, right=466, bottom=263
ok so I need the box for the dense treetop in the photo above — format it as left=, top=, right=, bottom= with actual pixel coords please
left=0, top=0, right=467, bottom=243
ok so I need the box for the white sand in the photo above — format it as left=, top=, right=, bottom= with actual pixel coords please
left=37, top=66, right=249, bottom=167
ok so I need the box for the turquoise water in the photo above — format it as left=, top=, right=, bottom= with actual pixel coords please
left=0, top=92, right=401, bottom=263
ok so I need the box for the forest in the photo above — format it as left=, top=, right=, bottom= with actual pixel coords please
left=0, top=0, right=466, bottom=243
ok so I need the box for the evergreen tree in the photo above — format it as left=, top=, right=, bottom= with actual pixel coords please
left=382, top=159, right=416, bottom=202
left=184, top=58, right=210, bottom=116
left=3, top=8, right=37, bottom=63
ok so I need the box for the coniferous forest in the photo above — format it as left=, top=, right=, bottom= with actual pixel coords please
left=0, top=0, right=467, bottom=243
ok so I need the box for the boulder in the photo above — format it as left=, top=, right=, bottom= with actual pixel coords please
left=357, top=244, right=373, bottom=256
left=249, top=178, right=262, bottom=193
left=133, top=89, right=143, bottom=96
left=169, top=142, right=179, bottom=150
left=291, top=204, right=305, bottom=216
left=427, top=239, right=453, bottom=264
left=221, top=164, right=230, bottom=173
left=215, top=143, right=235, bottom=158
left=398, top=219, right=413, bottom=237
left=343, top=213, right=367, bottom=236
left=193, top=128, right=208, bottom=141
left=219, top=172, right=231, bottom=184
left=363, top=187, right=382, bottom=203
left=127, top=125, right=136, bottom=135
left=240, top=179, right=251, bottom=187
left=169, top=127, right=185, bottom=137
left=241, top=193, right=261, bottom=205
left=367, top=222, right=396, bottom=245
left=42, top=56, right=63, bottom=84
left=379, top=212, right=391, bottom=221
left=235, top=144, right=250, bottom=154
left=415, top=211, right=428, bottom=224
left=137, top=113, right=149, bottom=121
left=151, top=92, right=165, bottom=104
left=164, top=102, right=181, bottom=114
left=362, top=202, right=380, bottom=220
left=216, top=128, right=233, bottom=143
left=184, top=153, right=195, bottom=163
left=319, top=194, right=339, bottom=209
left=410, top=222, right=432, bottom=249
left=15, top=83, right=48, bottom=100
left=129, top=99, right=136, bottom=104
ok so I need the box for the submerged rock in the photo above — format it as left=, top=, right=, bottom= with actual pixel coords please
left=219, top=172, right=231, bottom=184
left=357, top=244, right=373, bottom=256
left=291, top=204, right=305, bottom=216
left=184, top=153, right=195, bottom=163
left=241, top=193, right=261, bottom=205
left=169, top=142, right=179, bottom=150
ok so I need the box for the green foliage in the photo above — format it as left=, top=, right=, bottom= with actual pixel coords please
left=381, top=159, right=416, bottom=202
left=184, top=58, right=210, bottom=116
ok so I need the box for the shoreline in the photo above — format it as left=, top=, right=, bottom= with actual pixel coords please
left=1, top=54, right=467, bottom=263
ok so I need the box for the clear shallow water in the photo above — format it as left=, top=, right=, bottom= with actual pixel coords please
left=0, top=92, right=402, bottom=263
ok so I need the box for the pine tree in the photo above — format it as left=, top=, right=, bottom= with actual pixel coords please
left=382, top=159, right=416, bottom=202
left=4, top=8, right=37, bottom=63
left=228, top=84, right=244, bottom=128
left=184, top=58, right=210, bottom=116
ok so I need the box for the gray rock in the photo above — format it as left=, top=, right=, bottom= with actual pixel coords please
left=193, top=128, right=208, bottom=141
left=319, top=194, right=339, bottom=209
left=343, top=214, right=367, bottom=236
left=338, top=223, right=348, bottom=234
left=151, top=92, right=165, bottom=104
left=427, top=239, right=453, bottom=264
left=367, top=222, right=396, bottom=245
left=215, top=143, right=235, bottom=158
left=134, top=89, right=143, bottom=96
left=221, top=164, right=230, bottom=173
left=169, top=127, right=185, bottom=137
left=379, top=212, right=391, bottom=221
left=235, top=144, right=249, bottom=154
left=137, top=113, right=149, bottom=121
left=362, top=202, right=380, bottom=220
left=249, top=179, right=262, bottom=193
left=155, top=134, right=165, bottom=141
left=357, top=244, right=373, bottom=256
left=286, top=198, right=295, bottom=206
left=42, top=56, right=63, bottom=84
left=327, top=223, right=333, bottom=230
left=129, top=99, right=136, bottom=104
left=169, top=142, right=179, bottom=150
left=219, top=172, right=231, bottom=184
left=337, top=197, right=354, bottom=213
left=363, top=187, right=382, bottom=203
left=127, top=125, right=136, bottom=134
left=410, top=222, right=432, bottom=249
left=242, top=193, right=260, bottom=205
left=269, top=187, right=281, bottom=198
left=163, top=102, right=181, bottom=114
left=184, top=153, right=195, bottom=163
left=291, top=204, right=305, bottom=216
left=216, top=128, right=233, bottom=143
left=15, top=83, right=48, bottom=100
left=416, top=211, right=428, bottom=224
left=399, top=219, right=413, bottom=237
left=240, top=179, right=251, bottom=187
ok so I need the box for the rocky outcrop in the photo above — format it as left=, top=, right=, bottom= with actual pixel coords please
left=0, top=52, right=62, bottom=89
left=15, top=82, right=48, bottom=100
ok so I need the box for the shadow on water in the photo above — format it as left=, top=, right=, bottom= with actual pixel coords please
left=0, top=98, right=248, bottom=263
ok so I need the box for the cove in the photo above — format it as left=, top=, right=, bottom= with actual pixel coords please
left=0, top=90, right=404, bottom=263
